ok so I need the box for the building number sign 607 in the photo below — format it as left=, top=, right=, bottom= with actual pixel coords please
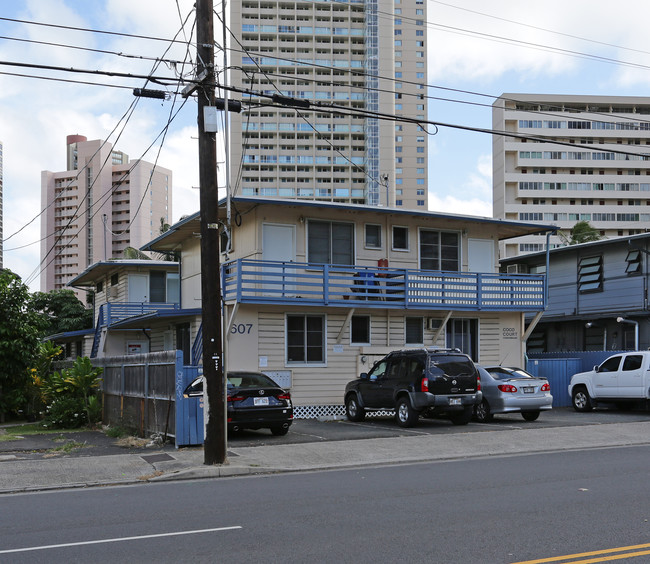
left=231, top=323, right=253, bottom=335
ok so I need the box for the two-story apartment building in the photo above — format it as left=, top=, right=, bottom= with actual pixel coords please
left=68, top=260, right=195, bottom=360
left=501, top=233, right=650, bottom=353
left=135, top=197, right=554, bottom=417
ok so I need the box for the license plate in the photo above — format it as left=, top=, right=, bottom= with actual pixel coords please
left=254, top=397, right=269, bottom=406
left=449, top=397, right=462, bottom=406
left=523, top=387, right=534, bottom=394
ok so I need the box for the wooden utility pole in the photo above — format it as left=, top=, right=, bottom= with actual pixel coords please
left=196, top=0, right=227, bottom=465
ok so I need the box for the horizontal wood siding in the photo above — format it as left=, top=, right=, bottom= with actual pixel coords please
left=247, top=307, right=522, bottom=406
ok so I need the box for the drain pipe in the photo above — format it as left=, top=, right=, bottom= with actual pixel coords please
left=616, top=317, right=638, bottom=350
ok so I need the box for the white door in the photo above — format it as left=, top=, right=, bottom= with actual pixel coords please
left=468, top=239, right=495, bottom=273
left=262, top=224, right=296, bottom=296
left=128, top=274, right=149, bottom=302
left=593, top=354, right=621, bottom=397
left=618, top=353, right=644, bottom=398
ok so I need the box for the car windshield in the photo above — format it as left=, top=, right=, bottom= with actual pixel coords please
left=427, top=355, right=475, bottom=377
left=486, top=367, right=533, bottom=380
left=227, top=373, right=278, bottom=389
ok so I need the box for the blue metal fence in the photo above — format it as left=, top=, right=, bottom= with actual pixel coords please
left=526, top=351, right=628, bottom=407
left=526, top=358, right=582, bottom=407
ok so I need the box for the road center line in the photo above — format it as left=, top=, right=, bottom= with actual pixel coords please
left=511, top=542, right=650, bottom=563
left=0, top=526, right=242, bottom=555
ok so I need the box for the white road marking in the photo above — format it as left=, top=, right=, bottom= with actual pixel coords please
left=0, top=526, right=242, bottom=554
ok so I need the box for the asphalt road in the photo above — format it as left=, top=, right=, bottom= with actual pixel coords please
left=2, top=443, right=650, bottom=563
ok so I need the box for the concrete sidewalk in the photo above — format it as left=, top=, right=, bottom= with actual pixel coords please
left=2, top=420, right=650, bottom=493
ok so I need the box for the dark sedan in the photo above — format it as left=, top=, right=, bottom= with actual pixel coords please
left=184, top=371, right=293, bottom=435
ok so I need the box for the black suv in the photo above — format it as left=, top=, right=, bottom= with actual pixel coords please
left=344, top=348, right=481, bottom=427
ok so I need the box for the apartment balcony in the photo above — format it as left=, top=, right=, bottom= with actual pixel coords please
left=99, top=302, right=182, bottom=327
left=222, top=260, right=546, bottom=312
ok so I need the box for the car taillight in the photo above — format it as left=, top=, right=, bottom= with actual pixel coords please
left=498, top=384, right=518, bottom=393
left=541, top=383, right=551, bottom=392
left=227, top=394, right=244, bottom=402
left=476, top=374, right=481, bottom=392
left=278, top=392, right=291, bottom=401
left=421, top=377, right=429, bottom=392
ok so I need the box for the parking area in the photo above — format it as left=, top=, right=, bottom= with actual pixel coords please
left=225, top=406, right=650, bottom=448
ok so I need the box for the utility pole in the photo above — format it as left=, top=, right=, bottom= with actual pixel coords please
left=196, top=0, right=227, bottom=465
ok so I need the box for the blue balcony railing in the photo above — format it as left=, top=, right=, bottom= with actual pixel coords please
left=100, top=302, right=182, bottom=327
left=222, top=260, right=546, bottom=312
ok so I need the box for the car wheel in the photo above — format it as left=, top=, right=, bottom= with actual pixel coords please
left=270, top=425, right=289, bottom=436
left=450, top=405, right=473, bottom=426
left=345, top=394, right=366, bottom=422
left=395, top=397, right=419, bottom=428
left=474, top=399, right=493, bottom=423
left=572, top=386, right=593, bottom=412
left=521, top=410, right=540, bottom=422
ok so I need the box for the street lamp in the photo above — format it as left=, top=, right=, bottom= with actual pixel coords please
left=616, top=317, right=639, bottom=350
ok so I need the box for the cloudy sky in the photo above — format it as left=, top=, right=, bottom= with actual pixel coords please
left=2, top=0, right=650, bottom=290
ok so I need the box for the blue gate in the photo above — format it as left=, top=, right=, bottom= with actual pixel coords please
left=526, top=358, right=581, bottom=407
left=175, top=365, right=204, bottom=447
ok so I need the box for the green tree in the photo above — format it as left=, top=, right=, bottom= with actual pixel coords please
left=31, top=289, right=93, bottom=337
left=559, top=220, right=602, bottom=246
left=0, top=269, right=47, bottom=421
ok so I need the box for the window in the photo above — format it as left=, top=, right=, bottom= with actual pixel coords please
left=150, top=271, right=167, bottom=302
left=405, top=317, right=423, bottom=344
left=599, top=355, right=621, bottom=372
left=420, top=230, right=459, bottom=271
left=308, top=220, right=354, bottom=265
left=392, top=226, right=409, bottom=250
left=351, top=315, right=370, bottom=345
left=626, top=249, right=641, bottom=274
left=365, top=224, right=382, bottom=248
left=110, top=274, right=118, bottom=286
left=623, top=355, right=643, bottom=371
left=96, top=281, right=103, bottom=293
left=287, top=315, right=325, bottom=364
left=578, top=255, right=603, bottom=293
left=446, top=319, right=478, bottom=361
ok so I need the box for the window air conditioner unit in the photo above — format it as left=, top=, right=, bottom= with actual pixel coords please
left=108, top=287, right=119, bottom=299
left=507, top=264, right=528, bottom=274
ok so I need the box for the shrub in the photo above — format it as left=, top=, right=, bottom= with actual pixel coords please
left=33, top=356, right=103, bottom=429
left=45, top=397, right=88, bottom=428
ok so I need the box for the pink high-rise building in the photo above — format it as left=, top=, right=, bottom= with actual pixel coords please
left=40, top=135, right=172, bottom=294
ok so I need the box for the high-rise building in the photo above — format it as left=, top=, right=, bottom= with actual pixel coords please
left=40, top=135, right=172, bottom=293
left=228, top=0, right=428, bottom=209
left=0, top=140, right=3, bottom=270
left=493, top=94, right=650, bottom=257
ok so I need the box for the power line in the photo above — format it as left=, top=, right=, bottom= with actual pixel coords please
left=0, top=34, right=194, bottom=68
left=0, top=16, right=194, bottom=46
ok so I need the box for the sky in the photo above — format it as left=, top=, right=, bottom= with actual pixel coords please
left=2, top=0, right=650, bottom=290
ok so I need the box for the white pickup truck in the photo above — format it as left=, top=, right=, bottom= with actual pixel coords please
left=568, top=351, right=650, bottom=411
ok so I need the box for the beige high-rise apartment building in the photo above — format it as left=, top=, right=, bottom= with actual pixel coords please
left=40, top=135, right=172, bottom=293
left=493, top=94, right=650, bottom=258
left=228, top=0, right=428, bottom=209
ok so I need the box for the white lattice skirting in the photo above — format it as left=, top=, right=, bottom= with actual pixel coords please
left=293, top=405, right=394, bottom=419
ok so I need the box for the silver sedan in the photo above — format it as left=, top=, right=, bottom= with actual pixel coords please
left=474, top=366, right=553, bottom=422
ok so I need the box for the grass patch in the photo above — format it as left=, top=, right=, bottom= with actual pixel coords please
left=0, top=423, right=85, bottom=441
left=103, top=425, right=135, bottom=439
left=50, top=441, right=87, bottom=454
